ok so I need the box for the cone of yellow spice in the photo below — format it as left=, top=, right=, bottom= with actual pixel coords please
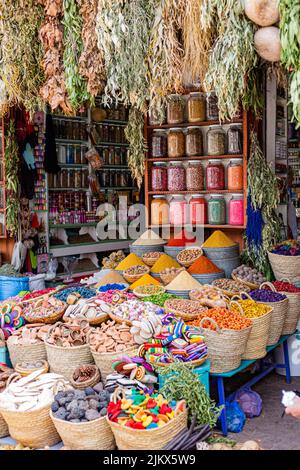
left=202, top=230, right=236, bottom=248
left=129, top=274, right=161, bottom=290
left=151, top=254, right=180, bottom=274
left=115, top=253, right=145, bottom=271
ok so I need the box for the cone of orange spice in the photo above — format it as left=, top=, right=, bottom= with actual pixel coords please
left=187, top=307, right=252, bottom=331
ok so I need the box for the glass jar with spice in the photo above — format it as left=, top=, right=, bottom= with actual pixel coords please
left=229, top=195, right=244, bottom=226
left=167, top=95, right=185, bottom=124
left=187, top=92, right=206, bottom=122
left=170, top=196, right=188, bottom=226
left=151, top=163, right=168, bottom=192
left=168, top=128, right=185, bottom=158
left=149, top=109, right=166, bottom=126
left=206, top=160, right=225, bottom=190
left=207, top=126, right=226, bottom=156
left=186, top=127, right=203, bottom=156
left=151, top=196, right=169, bottom=226
left=152, top=130, right=167, bottom=158
left=227, top=159, right=243, bottom=191
left=74, top=170, right=82, bottom=188
left=168, top=163, right=186, bottom=191
left=186, top=161, right=204, bottom=191
left=206, top=93, right=219, bottom=121
left=228, top=126, right=243, bottom=154
left=189, top=195, right=207, bottom=225
left=208, top=195, right=226, bottom=225
left=68, top=170, right=75, bottom=189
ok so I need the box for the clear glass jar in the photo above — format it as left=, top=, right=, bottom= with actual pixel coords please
left=187, top=92, right=206, bottom=122
left=189, top=195, right=207, bottom=225
left=168, top=128, right=185, bottom=158
left=186, top=127, right=203, bottom=156
left=229, top=195, right=244, bottom=226
left=168, top=163, right=186, bottom=191
left=151, top=163, right=168, bottom=191
left=152, top=130, right=167, bottom=158
left=186, top=161, right=204, bottom=191
left=227, top=159, right=243, bottom=191
left=228, top=126, right=243, bottom=155
left=208, top=195, right=226, bottom=225
left=170, top=196, right=188, bottom=225
left=149, top=109, right=166, bottom=126
left=206, top=160, right=225, bottom=190
left=151, top=196, right=169, bottom=226
left=167, top=95, right=185, bottom=124
left=206, top=92, right=219, bottom=121
left=207, top=126, right=226, bottom=156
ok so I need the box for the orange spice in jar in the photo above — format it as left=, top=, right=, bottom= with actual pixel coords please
left=227, top=160, right=243, bottom=191
left=151, top=196, right=169, bottom=226
left=168, top=128, right=185, bottom=158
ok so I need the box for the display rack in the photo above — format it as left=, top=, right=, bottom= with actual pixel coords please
left=144, top=102, right=248, bottom=246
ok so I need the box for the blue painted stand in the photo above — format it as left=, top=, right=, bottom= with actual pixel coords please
left=210, top=334, right=292, bottom=436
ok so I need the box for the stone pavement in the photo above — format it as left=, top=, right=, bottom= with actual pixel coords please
left=228, top=372, right=300, bottom=450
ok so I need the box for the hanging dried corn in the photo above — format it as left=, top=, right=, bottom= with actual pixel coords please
left=0, top=0, right=45, bottom=116
left=77, top=0, right=105, bottom=98
left=148, top=0, right=185, bottom=123
left=202, top=0, right=258, bottom=121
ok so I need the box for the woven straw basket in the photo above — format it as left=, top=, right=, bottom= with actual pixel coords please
left=177, top=249, right=203, bottom=268
left=107, top=408, right=188, bottom=450
left=7, top=338, right=47, bottom=368
left=258, top=282, right=289, bottom=345
left=164, top=299, right=208, bottom=322
left=142, top=253, right=163, bottom=267
left=0, top=414, right=8, bottom=438
left=268, top=251, right=300, bottom=283
left=270, top=279, right=300, bottom=335
left=123, top=267, right=150, bottom=284
left=45, top=342, right=94, bottom=381
left=70, top=365, right=101, bottom=390
left=199, top=317, right=252, bottom=373
left=50, top=411, right=115, bottom=450
left=231, top=273, right=259, bottom=290
left=230, top=298, right=273, bottom=360
left=0, top=404, right=60, bottom=448
left=91, top=346, right=139, bottom=383
left=108, top=312, right=132, bottom=326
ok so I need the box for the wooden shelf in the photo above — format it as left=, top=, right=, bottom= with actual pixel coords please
left=49, top=223, right=98, bottom=229
left=150, top=224, right=246, bottom=229
left=147, top=154, right=243, bottom=162
left=148, top=190, right=243, bottom=195
left=147, top=118, right=243, bottom=130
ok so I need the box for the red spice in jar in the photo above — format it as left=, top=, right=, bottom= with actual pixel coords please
left=206, top=161, right=225, bottom=190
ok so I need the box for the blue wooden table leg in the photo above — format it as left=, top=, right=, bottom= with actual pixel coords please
left=217, top=377, right=228, bottom=436
left=283, top=339, right=291, bottom=384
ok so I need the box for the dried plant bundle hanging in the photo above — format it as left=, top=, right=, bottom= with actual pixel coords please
left=62, top=0, right=91, bottom=111
left=5, top=120, right=20, bottom=238
left=125, top=108, right=146, bottom=188
left=0, top=0, right=45, bottom=116
left=96, top=0, right=154, bottom=113
left=148, top=0, right=185, bottom=123
left=78, top=0, right=105, bottom=97
left=202, top=0, right=258, bottom=121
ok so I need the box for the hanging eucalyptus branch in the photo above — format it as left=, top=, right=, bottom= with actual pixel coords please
left=125, top=107, right=147, bottom=189
left=0, top=0, right=45, bottom=116
left=5, top=120, right=20, bottom=238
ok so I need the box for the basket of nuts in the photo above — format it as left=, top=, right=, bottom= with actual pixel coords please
left=160, top=267, right=185, bottom=286
left=177, top=248, right=203, bottom=268
left=123, top=265, right=150, bottom=284
left=133, top=284, right=166, bottom=298
left=142, top=252, right=163, bottom=267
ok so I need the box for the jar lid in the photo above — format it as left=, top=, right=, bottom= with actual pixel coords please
left=152, top=162, right=167, bottom=166
left=153, top=129, right=167, bottom=133
left=152, top=195, right=167, bottom=199
left=208, top=159, right=224, bottom=164
left=169, top=128, right=184, bottom=132
left=209, top=194, right=225, bottom=198
left=169, top=161, right=184, bottom=166
left=208, top=125, right=224, bottom=130
left=231, top=194, right=244, bottom=199
left=190, top=194, right=206, bottom=198
left=188, top=160, right=202, bottom=164
left=171, top=195, right=186, bottom=200
left=187, top=126, right=202, bottom=130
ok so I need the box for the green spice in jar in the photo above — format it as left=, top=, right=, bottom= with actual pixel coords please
left=208, top=195, right=226, bottom=225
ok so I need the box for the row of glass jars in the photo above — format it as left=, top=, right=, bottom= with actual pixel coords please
left=151, top=160, right=244, bottom=192
left=151, top=195, right=244, bottom=226
left=152, top=125, right=243, bottom=158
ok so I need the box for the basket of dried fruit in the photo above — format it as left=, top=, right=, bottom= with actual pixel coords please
left=123, top=265, right=150, bottom=284
left=177, top=248, right=203, bottom=268
left=164, top=298, right=208, bottom=322
left=70, top=364, right=101, bottom=390
left=160, top=267, right=185, bottom=286
left=133, top=284, right=165, bottom=298
left=211, top=278, right=251, bottom=298
left=142, top=252, right=163, bottom=267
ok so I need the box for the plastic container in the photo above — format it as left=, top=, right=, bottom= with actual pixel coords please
left=0, top=276, right=29, bottom=301
left=151, top=163, right=168, bottom=191
left=229, top=195, right=244, bottom=226
left=158, top=360, right=210, bottom=394
left=228, top=160, right=243, bottom=191
left=187, top=93, right=206, bottom=123
left=206, top=160, right=225, bottom=190
left=208, top=195, right=226, bottom=225
left=151, top=196, right=169, bottom=226
left=170, top=196, right=188, bottom=225
left=275, top=326, right=300, bottom=377
left=189, top=195, right=207, bottom=225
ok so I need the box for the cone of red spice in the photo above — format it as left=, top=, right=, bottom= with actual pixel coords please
left=188, top=255, right=222, bottom=275
left=167, top=230, right=196, bottom=247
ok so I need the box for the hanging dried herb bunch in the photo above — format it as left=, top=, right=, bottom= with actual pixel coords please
left=148, top=0, right=185, bottom=123
left=78, top=0, right=105, bottom=98
left=182, top=0, right=215, bottom=86
left=0, top=0, right=45, bottom=116
left=280, top=0, right=300, bottom=128
left=39, top=0, right=72, bottom=114
left=125, top=107, right=146, bottom=188
left=62, top=0, right=91, bottom=111
left=5, top=120, right=20, bottom=238
left=202, top=0, right=258, bottom=121
left=96, top=0, right=155, bottom=113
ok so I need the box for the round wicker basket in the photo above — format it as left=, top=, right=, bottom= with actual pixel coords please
left=177, top=248, right=203, bottom=268
left=123, top=266, right=150, bottom=284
